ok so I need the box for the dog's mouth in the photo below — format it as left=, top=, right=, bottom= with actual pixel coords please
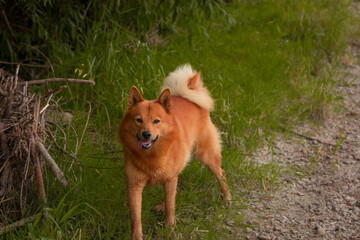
left=137, top=135, right=159, bottom=150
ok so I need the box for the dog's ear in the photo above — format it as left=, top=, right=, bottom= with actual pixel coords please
left=187, top=72, right=201, bottom=90
left=157, top=88, right=171, bottom=112
left=128, top=86, right=144, bottom=107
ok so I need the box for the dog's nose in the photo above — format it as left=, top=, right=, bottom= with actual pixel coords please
left=142, top=131, right=152, bottom=140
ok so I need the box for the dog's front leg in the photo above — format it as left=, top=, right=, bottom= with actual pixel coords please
left=127, top=179, right=146, bottom=240
left=164, top=177, right=178, bottom=226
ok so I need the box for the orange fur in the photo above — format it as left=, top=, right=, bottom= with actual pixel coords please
left=118, top=68, right=231, bottom=240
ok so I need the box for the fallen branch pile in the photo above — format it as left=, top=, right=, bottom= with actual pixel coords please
left=0, top=66, right=95, bottom=229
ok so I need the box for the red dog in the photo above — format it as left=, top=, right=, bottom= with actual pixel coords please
left=118, top=65, right=231, bottom=239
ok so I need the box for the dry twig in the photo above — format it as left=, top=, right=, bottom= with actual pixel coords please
left=22, top=43, right=55, bottom=76
left=77, top=101, right=91, bottom=154
left=36, top=141, right=68, bottom=187
left=0, top=3, right=15, bottom=39
left=0, top=214, right=40, bottom=235
left=18, top=78, right=95, bottom=86
left=280, top=126, right=336, bottom=147
left=0, top=61, right=49, bottom=68
left=47, top=128, right=82, bottom=171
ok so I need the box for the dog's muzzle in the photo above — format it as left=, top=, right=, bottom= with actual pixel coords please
left=137, top=135, right=159, bottom=150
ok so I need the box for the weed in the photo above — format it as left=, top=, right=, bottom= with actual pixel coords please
left=333, top=130, right=348, bottom=155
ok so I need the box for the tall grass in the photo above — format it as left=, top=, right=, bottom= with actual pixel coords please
left=0, top=0, right=353, bottom=239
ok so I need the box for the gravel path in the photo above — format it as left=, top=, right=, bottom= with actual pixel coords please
left=244, top=55, right=360, bottom=238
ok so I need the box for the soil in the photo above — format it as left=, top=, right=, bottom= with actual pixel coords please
left=243, top=46, right=360, bottom=238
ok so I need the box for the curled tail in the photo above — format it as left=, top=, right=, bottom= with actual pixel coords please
left=161, top=64, right=214, bottom=111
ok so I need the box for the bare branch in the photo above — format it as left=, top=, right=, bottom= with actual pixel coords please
left=36, top=141, right=68, bottom=187
left=22, top=43, right=55, bottom=77
left=0, top=3, right=15, bottom=39
left=0, top=122, right=7, bottom=150
left=0, top=214, right=40, bottom=235
left=78, top=101, right=91, bottom=154
left=0, top=61, right=49, bottom=68
left=31, top=137, right=47, bottom=205
left=0, top=161, right=10, bottom=198
left=18, top=78, right=96, bottom=86
left=279, top=126, right=335, bottom=147
left=46, top=127, right=81, bottom=167
left=42, top=85, right=67, bottom=99
left=14, top=65, right=20, bottom=89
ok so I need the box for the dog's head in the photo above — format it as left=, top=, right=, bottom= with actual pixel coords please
left=119, top=86, right=172, bottom=150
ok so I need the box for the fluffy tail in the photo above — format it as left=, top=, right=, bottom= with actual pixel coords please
left=161, top=64, right=214, bottom=111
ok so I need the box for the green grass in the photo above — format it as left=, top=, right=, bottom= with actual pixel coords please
left=0, top=0, right=354, bottom=239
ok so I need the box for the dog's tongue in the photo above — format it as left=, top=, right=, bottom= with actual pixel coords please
left=138, top=139, right=152, bottom=148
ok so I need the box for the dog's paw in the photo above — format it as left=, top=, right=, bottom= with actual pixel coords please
left=225, top=194, right=232, bottom=207
left=154, top=201, right=165, bottom=212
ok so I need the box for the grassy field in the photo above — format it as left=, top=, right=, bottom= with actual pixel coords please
left=1, top=0, right=353, bottom=239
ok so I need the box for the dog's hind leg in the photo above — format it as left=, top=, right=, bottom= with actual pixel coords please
left=195, top=123, right=231, bottom=205
left=154, top=201, right=165, bottom=212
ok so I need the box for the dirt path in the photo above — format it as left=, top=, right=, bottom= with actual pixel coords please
left=244, top=51, right=360, bottom=239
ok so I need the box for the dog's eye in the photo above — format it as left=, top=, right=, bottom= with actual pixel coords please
left=153, top=119, right=160, bottom=124
left=135, top=118, right=143, bottom=123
